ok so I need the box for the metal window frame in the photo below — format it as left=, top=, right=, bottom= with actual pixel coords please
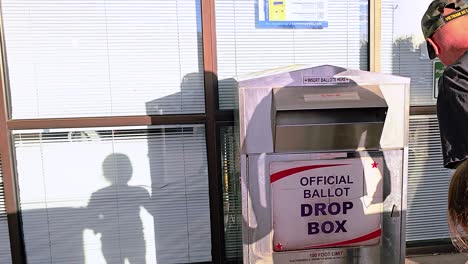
left=0, top=0, right=396, bottom=263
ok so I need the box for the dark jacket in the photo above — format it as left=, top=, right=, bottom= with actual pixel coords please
left=437, top=51, right=468, bottom=169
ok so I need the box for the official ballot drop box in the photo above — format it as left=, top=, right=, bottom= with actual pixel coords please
left=238, top=65, right=410, bottom=264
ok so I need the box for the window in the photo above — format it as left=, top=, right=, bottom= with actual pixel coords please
left=381, top=0, right=437, bottom=106
left=15, top=126, right=211, bottom=263
left=216, top=0, right=370, bottom=109
left=2, top=0, right=205, bottom=118
left=381, top=0, right=451, bottom=243
left=220, top=126, right=242, bottom=262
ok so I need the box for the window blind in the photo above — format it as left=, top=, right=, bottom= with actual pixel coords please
left=14, top=126, right=211, bottom=263
left=220, top=126, right=242, bottom=262
left=407, top=115, right=451, bottom=241
left=381, top=0, right=437, bottom=106
left=2, top=0, right=205, bottom=119
left=381, top=0, right=395, bottom=75
left=215, top=0, right=369, bottom=109
left=0, top=156, right=12, bottom=264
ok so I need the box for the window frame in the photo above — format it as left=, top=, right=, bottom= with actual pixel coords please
left=0, top=0, right=382, bottom=263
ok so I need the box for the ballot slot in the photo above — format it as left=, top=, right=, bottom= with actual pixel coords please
left=272, top=85, right=388, bottom=152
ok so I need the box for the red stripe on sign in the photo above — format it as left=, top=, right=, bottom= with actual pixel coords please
left=270, top=164, right=348, bottom=183
left=305, top=229, right=382, bottom=249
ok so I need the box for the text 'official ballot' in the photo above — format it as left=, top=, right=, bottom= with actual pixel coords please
left=270, top=158, right=383, bottom=251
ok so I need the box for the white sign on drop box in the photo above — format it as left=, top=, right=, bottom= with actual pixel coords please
left=270, top=157, right=383, bottom=252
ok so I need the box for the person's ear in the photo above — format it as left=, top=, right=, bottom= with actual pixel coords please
left=427, top=38, right=440, bottom=58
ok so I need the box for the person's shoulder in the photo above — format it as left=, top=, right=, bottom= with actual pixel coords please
left=455, top=51, right=468, bottom=66
left=89, top=186, right=113, bottom=198
left=440, top=52, right=468, bottom=93
left=128, top=185, right=150, bottom=195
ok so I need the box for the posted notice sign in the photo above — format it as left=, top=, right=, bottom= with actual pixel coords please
left=270, top=158, right=383, bottom=252
left=257, top=0, right=329, bottom=29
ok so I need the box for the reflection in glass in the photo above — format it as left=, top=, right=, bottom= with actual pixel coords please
left=220, top=126, right=242, bottom=262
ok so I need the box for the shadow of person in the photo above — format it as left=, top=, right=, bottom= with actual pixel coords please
left=87, top=153, right=151, bottom=264
left=19, top=207, right=88, bottom=263
left=144, top=71, right=212, bottom=264
left=145, top=72, right=205, bottom=115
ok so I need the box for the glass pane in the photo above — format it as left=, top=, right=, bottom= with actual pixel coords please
left=220, top=125, right=242, bottom=262
left=14, top=126, right=211, bottom=263
left=381, top=0, right=436, bottom=106
left=2, top=0, right=205, bottom=118
left=216, top=0, right=370, bottom=109
left=0, top=156, right=12, bottom=264
left=407, top=115, right=451, bottom=241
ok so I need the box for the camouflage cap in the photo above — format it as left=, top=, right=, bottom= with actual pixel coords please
left=421, top=0, right=468, bottom=59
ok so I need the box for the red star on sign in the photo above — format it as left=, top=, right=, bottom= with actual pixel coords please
left=275, top=243, right=283, bottom=251
left=372, top=162, right=379, bottom=168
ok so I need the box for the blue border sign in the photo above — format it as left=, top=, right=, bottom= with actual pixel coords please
left=256, top=0, right=329, bottom=29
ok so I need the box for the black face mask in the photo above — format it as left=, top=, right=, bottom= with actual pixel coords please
left=437, top=51, right=468, bottom=169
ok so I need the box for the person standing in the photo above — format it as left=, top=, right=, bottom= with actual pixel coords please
left=421, top=0, right=468, bottom=251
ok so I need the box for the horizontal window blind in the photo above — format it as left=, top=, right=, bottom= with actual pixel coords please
left=220, top=126, right=242, bottom=262
left=380, top=0, right=394, bottom=75
left=0, top=156, right=12, bottom=264
left=14, top=126, right=211, bottom=263
left=407, top=115, right=451, bottom=241
left=381, top=0, right=437, bottom=106
left=215, top=0, right=369, bottom=109
left=2, top=0, right=205, bottom=118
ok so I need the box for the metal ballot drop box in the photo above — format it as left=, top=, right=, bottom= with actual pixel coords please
left=238, top=65, right=410, bottom=264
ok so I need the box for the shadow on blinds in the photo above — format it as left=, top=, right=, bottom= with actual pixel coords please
left=18, top=128, right=211, bottom=264
left=19, top=154, right=152, bottom=264
left=87, top=154, right=150, bottom=263
left=145, top=71, right=212, bottom=263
